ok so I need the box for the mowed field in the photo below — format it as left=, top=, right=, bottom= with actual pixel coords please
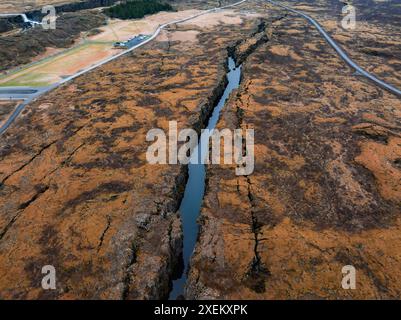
left=0, top=42, right=115, bottom=87
left=0, top=9, right=201, bottom=87
left=0, top=9, right=253, bottom=87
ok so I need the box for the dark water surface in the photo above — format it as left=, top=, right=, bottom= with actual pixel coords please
left=169, top=57, right=242, bottom=299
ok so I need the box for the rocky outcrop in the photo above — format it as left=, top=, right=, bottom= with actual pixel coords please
left=185, top=2, right=401, bottom=299
left=229, top=19, right=269, bottom=66
left=0, top=14, right=262, bottom=299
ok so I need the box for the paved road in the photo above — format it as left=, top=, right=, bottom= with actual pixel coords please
left=0, top=0, right=247, bottom=136
left=3, top=0, right=398, bottom=135
left=0, top=86, right=50, bottom=100
left=266, top=0, right=401, bottom=97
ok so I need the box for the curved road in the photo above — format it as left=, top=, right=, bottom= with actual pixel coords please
left=0, top=0, right=247, bottom=135
left=266, top=0, right=401, bottom=97
left=1, top=0, right=400, bottom=135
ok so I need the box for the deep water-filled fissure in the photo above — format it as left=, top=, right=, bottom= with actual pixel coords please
left=169, top=56, right=242, bottom=299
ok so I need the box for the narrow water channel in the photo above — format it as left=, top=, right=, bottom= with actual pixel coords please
left=169, top=56, right=242, bottom=299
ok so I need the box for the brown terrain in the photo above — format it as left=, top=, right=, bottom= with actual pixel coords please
left=0, top=0, right=400, bottom=300
left=0, top=1, right=263, bottom=299
left=0, top=100, right=21, bottom=126
left=186, top=0, right=401, bottom=299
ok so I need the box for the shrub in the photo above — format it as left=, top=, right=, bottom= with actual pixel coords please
left=104, top=0, right=174, bottom=19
